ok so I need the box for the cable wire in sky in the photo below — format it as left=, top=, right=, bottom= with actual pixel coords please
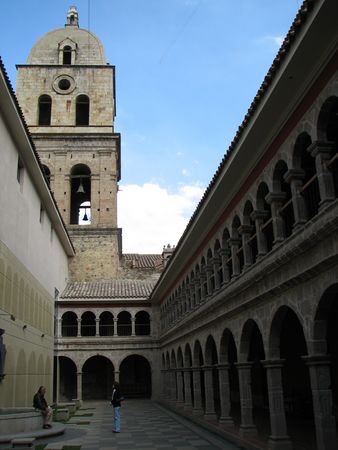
left=158, top=0, right=202, bottom=64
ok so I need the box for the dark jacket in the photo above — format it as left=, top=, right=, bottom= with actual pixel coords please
left=111, top=387, right=122, bottom=407
left=33, top=392, right=48, bottom=410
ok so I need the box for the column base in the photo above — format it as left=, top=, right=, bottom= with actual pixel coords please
left=192, top=407, right=204, bottom=417
left=218, top=416, right=235, bottom=427
left=204, top=412, right=218, bottom=422
left=239, top=425, right=258, bottom=439
left=268, top=436, right=293, bottom=450
left=175, top=400, right=185, bottom=409
left=183, top=404, right=193, bottom=412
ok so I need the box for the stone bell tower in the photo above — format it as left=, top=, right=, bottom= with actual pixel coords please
left=16, top=6, right=121, bottom=281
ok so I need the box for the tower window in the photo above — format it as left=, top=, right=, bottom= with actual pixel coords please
left=76, top=95, right=90, bottom=126
left=38, top=95, right=52, bottom=126
left=63, top=46, right=72, bottom=65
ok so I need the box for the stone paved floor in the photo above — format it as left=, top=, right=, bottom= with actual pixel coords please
left=1, top=400, right=242, bottom=450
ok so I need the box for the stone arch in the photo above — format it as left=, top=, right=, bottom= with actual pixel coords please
left=269, top=305, right=315, bottom=444
left=219, top=328, right=240, bottom=425
left=82, top=355, right=114, bottom=400
left=27, top=352, right=37, bottom=403
left=99, top=311, right=114, bottom=336
left=62, top=311, right=77, bottom=337
left=70, top=163, right=91, bottom=225
left=256, top=181, right=273, bottom=253
left=243, top=199, right=258, bottom=265
left=4, top=265, right=12, bottom=312
left=205, top=335, right=220, bottom=418
left=293, top=132, right=320, bottom=219
left=272, top=160, right=294, bottom=238
left=317, top=95, right=338, bottom=144
left=313, top=283, right=338, bottom=430
left=81, top=311, right=96, bottom=336
left=15, top=349, right=27, bottom=406
left=3, top=345, right=15, bottom=406
left=56, top=356, right=78, bottom=402
left=193, top=340, right=205, bottom=412
left=117, top=310, right=132, bottom=336
left=232, top=215, right=244, bottom=274
left=119, top=354, right=152, bottom=398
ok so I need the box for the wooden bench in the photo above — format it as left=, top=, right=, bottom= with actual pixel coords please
left=11, top=437, right=36, bottom=448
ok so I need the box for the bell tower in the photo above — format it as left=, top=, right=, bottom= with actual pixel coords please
left=16, top=6, right=122, bottom=281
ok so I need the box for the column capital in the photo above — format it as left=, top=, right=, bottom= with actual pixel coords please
left=262, top=358, right=286, bottom=369
left=217, top=363, right=231, bottom=370
left=301, top=354, right=331, bottom=366
left=284, top=168, right=305, bottom=183
left=308, top=140, right=335, bottom=157
left=250, top=209, right=268, bottom=221
left=238, top=224, right=253, bottom=235
left=235, top=361, right=254, bottom=370
left=265, top=191, right=287, bottom=205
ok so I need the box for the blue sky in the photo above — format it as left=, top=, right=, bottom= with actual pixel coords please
left=0, top=0, right=301, bottom=253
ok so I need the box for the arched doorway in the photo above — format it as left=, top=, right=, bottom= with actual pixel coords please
left=82, top=356, right=114, bottom=400
left=54, top=356, right=77, bottom=402
left=119, top=355, right=151, bottom=398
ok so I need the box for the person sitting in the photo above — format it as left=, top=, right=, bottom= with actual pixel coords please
left=33, top=386, right=52, bottom=429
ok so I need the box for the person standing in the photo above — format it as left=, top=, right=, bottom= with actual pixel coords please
left=33, top=386, right=53, bottom=429
left=111, top=381, right=123, bottom=433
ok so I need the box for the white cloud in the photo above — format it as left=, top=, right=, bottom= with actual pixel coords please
left=258, top=35, right=284, bottom=47
left=118, top=183, right=205, bottom=253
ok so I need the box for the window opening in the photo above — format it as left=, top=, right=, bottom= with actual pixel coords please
left=76, top=95, right=89, bottom=126
left=70, top=164, right=91, bottom=225
left=63, top=46, right=72, bottom=65
left=38, top=95, right=52, bottom=126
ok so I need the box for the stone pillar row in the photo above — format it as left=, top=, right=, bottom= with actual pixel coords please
left=58, top=314, right=151, bottom=337
left=162, top=357, right=338, bottom=450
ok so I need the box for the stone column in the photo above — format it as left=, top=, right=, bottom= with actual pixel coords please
left=95, top=318, right=100, bottom=336
left=160, top=369, right=166, bottom=399
left=284, top=169, right=307, bottom=229
left=236, top=362, right=257, bottom=438
left=203, top=365, right=217, bottom=421
left=194, top=279, right=201, bottom=306
left=213, top=256, right=221, bottom=290
left=217, top=364, right=234, bottom=427
left=77, top=318, right=81, bottom=337
left=239, top=225, right=253, bottom=269
left=303, top=355, right=338, bottom=450
left=229, top=238, right=241, bottom=277
left=251, top=210, right=268, bottom=258
left=199, top=273, right=207, bottom=303
left=77, top=371, right=83, bottom=401
left=206, top=264, right=213, bottom=297
left=56, top=318, right=62, bottom=338
left=55, top=355, right=60, bottom=404
left=192, top=367, right=204, bottom=416
left=131, top=317, right=136, bottom=336
left=176, top=369, right=184, bottom=407
left=219, top=248, right=231, bottom=284
left=170, top=369, right=177, bottom=404
left=113, top=318, right=118, bottom=336
left=183, top=368, right=193, bottom=411
left=262, top=359, right=292, bottom=450
left=114, top=371, right=120, bottom=383
left=309, top=141, right=335, bottom=209
left=265, top=192, right=287, bottom=244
